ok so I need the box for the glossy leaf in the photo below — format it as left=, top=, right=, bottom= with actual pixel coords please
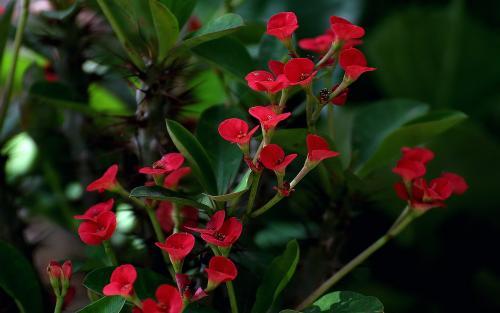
left=159, top=0, right=197, bottom=28
left=251, top=240, right=300, bottom=313
left=83, top=266, right=170, bottom=299
left=76, top=296, right=126, bottom=313
left=150, top=0, right=179, bottom=62
left=166, top=119, right=218, bottom=195
left=182, top=13, right=245, bottom=49
left=0, top=1, right=14, bottom=72
left=302, top=291, right=384, bottom=313
left=0, top=242, right=43, bottom=313
left=130, top=186, right=212, bottom=212
left=357, top=110, right=467, bottom=177
left=196, top=105, right=246, bottom=193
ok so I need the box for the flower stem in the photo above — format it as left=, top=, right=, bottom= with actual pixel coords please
left=316, top=42, right=336, bottom=68
left=250, top=193, right=283, bottom=218
left=226, top=281, right=239, bottom=313
left=246, top=172, right=261, bottom=214
left=327, top=104, right=335, bottom=140
left=0, top=0, right=30, bottom=132
left=306, top=90, right=316, bottom=133
left=172, top=203, right=181, bottom=233
left=295, top=208, right=417, bottom=310
left=53, top=295, right=64, bottom=313
left=103, top=240, right=118, bottom=266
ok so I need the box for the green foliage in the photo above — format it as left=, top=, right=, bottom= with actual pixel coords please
left=130, top=185, right=212, bottom=212
left=251, top=240, right=300, bottom=313
left=0, top=1, right=14, bottom=72
left=159, top=0, right=197, bottom=28
left=150, top=0, right=179, bottom=63
left=0, top=242, right=42, bottom=313
left=302, top=291, right=384, bottom=313
left=76, top=296, right=126, bottom=313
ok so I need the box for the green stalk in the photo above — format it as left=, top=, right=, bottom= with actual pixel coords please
left=172, top=203, right=181, bottom=233
left=226, top=281, right=239, bottom=313
left=0, top=0, right=30, bottom=132
left=53, top=295, right=64, bottom=313
left=305, top=91, right=316, bottom=132
left=103, top=240, right=118, bottom=266
left=295, top=208, right=417, bottom=310
left=246, top=172, right=261, bottom=214
left=250, top=193, right=283, bottom=218
left=327, top=105, right=335, bottom=140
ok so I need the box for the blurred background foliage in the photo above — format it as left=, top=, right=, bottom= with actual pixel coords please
left=0, top=0, right=499, bottom=312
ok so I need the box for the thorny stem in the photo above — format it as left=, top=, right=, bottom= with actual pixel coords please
left=296, top=207, right=417, bottom=310
left=0, top=0, right=30, bottom=132
left=103, top=240, right=118, bottom=266
left=246, top=172, right=261, bottom=214
left=226, top=281, right=239, bottom=313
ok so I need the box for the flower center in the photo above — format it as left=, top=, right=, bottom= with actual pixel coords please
left=300, top=73, right=309, bottom=80
left=121, top=284, right=131, bottom=292
left=214, top=232, right=226, bottom=241
left=236, top=131, right=246, bottom=139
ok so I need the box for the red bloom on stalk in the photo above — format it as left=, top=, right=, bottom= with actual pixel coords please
left=86, top=164, right=118, bottom=192
left=186, top=210, right=242, bottom=247
left=299, top=33, right=334, bottom=54
left=441, top=172, right=468, bottom=195
left=77, top=211, right=116, bottom=245
left=156, top=232, right=195, bottom=263
left=306, top=134, right=340, bottom=162
left=74, top=199, right=114, bottom=221
left=260, top=144, right=297, bottom=172
left=248, top=106, right=291, bottom=131
left=331, top=84, right=349, bottom=105
left=218, top=118, right=259, bottom=145
left=245, top=61, right=288, bottom=94
left=339, top=48, right=376, bottom=81
left=103, top=264, right=137, bottom=297
left=140, top=153, right=184, bottom=176
left=266, top=12, right=298, bottom=40
left=164, top=167, right=191, bottom=190
left=329, top=16, right=365, bottom=42
left=401, top=147, right=434, bottom=164
left=156, top=201, right=198, bottom=233
left=392, top=159, right=426, bottom=182
left=205, top=256, right=237, bottom=291
left=283, top=58, right=317, bottom=86
left=142, top=284, right=183, bottom=313
left=47, top=260, right=72, bottom=281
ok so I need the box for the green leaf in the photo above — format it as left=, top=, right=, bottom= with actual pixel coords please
left=166, top=119, right=218, bottom=195
left=0, top=1, right=15, bottom=72
left=41, top=1, right=79, bottom=20
left=251, top=240, right=300, bottom=313
left=0, top=242, right=43, bottom=313
left=196, top=105, right=246, bottom=193
left=130, top=186, right=212, bottom=212
left=182, top=13, right=245, bottom=49
left=357, top=110, right=467, bottom=177
left=280, top=311, right=302, bottom=313
left=150, top=0, right=179, bottom=62
left=83, top=266, right=170, bottom=299
left=302, top=291, right=384, bottom=313
left=192, top=37, right=254, bottom=81
left=159, top=0, right=197, bottom=28
left=76, top=296, right=126, bottom=313
left=96, top=0, right=145, bottom=69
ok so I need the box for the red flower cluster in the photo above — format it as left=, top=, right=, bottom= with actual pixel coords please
left=393, top=147, right=468, bottom=211
left=47, top=260, right=73, bottom=307
left=139, top=153, right=191, bottom=190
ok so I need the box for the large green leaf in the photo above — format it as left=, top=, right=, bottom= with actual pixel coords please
left=159, top=0, right=197, bottom=28
left=130, top=186, right=212, bottom=212
left=166, top=119, right=218, bottom=195
left=196, top=105, right=246, bottom=194
left=192, top=37, right=254, bottom=81
left=357, top=110, right=467, bottom=177
left=76, top=296, right=126, bottom=313
left=251, top=240, right=300, bottom=313
left=83, top=266, right=170, bottom=299
left=150, top=0, right=179, bottom=62
left=302, top=291, right=384, bottom=313
left=0, top=1, right=14, bottom=73
left=0, top=242, right=43, bottom=313
left=181, top=13, right=244, bottom=49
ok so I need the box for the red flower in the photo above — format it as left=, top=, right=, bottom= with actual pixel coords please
left=401, top=147, right=435, bottom=164
left=142, top=284, right=183, bottom=313
left=47, top=260, right=72, bottom=282
left=205, top=256, right=237, bottom=291
left=186, top=210, right=242, bottom=247
left=329, top=16, right=365, bottom=42
left=86, top=164, right=119, bottom=193
left=266, top=12, right=298, bottom=40
left=103, top=264, right=137, bottom=297
left=339, top=48, right=376, bottom=81
left=283, top=58, right=317, bottom=86
left=392, top=159, right=426, bottom=182
left=306, top=134, right=340, bottom=162
left=77, top=211, right=117, bottom=245
left=74, top=199, right=114, bottom=221
left=441, top=172, right=468, bottom=195
left=156, top=232, right=195, bottom=263
left=299, top=33, right=334, bottom=54
left=260, top=144, right=297, bottom=173
left=175, top=274, right=207, bottom=301
left=187, top=15, right=202, bottom=32
left=248, top=106, right=291, bottom=131
left=156, top=201, right=198, bottom=233
left=140, top=153, right=184, bottom=176
left=218, top=118, right=259, bottom=145
left=331, top=84, right=349, bottom=105
left=245, top=61, right=289, bottom=94
left=164, top=167, right=191, bottom=190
